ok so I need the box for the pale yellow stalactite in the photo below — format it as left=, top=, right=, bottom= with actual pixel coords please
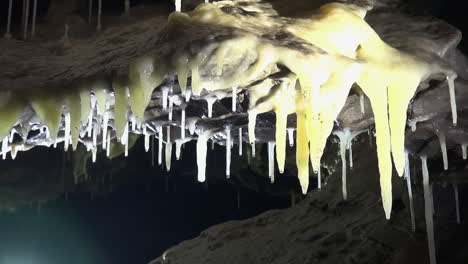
left=93, top=83, right=108, bottom=115
left=388, top=75, right=421, bottom=176
left=112, top=79, right=129, bottom=141
left=176, top=65, right=188, bottom=95
left=296, top=111, right=309, bottom=194
left=357, top=70, right=393, bottom=219
left=0, top=98, right=26, bottom=140
left=128, top=57, right=164, bottom=125
left=275, top=110, right=287, bottom=174
left=248, top=111, right=257, bottom=144
left=79, top=88, right=91, bottom=128
left=31, top=94, right=64, bottom=140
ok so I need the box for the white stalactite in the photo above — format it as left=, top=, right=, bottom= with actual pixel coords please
left=447, top=75, right=457, bottom=125
left=461, top=144, right=467, bottom=160
left=317, top=166, right=321, bottom=190
left=268, top=142, right=275, bottom=183
left=232, top=86, right=237, bottom=112
left=2, top=136, right=8, bottom=160
left=162, top=87, right=169, bottom=110
left=168, top=97, right=173, bottom=121
left=106, top=133, right=110, bottom=157
left=92, top=147, right=97, bottom=162
left=185, top=90, right=191, bottom=102
left=437, top=131, right=448, bottom=170
left=97, top=0, right=102, bottom=30
left=181, top=109, right=186, bottom=139
left=334, top=129, right=350, bottom=200
left=92, top=121, right=98, bottom=149
left=175, top=0, right=181, bottom=12
left=421, top=156, right=437, bottom=264
left=197, top=130, right=213, bottom=182
left=144, top=133, right=150, bottom=152
left=348, top=139, right=353, bottom=168
left=165, top=126, right=172, bottom=171
left=206, top=97, right=216, bottom=118
left=176, top=141, right=182, bottom=160
left=226, top=127, right=231, bottom=178
left=31, top=0, right=37, bottom=37
left=248, top=111, right=257, bottom=144
left=5, top=0, right=13, bottom=39
left=287, top=128, right=294, bottom=147
left=238, top=127, right=242, bottom=156
left=9, top=129, right=15, bottom=143
left=64, top=112, right=71, bottom=151
left=453, top=183, right=461, bottom=224
left=102, top=112, right=109, bottom=149
left=405, top=152, right=416, bottom=232
left=158, top=127, right=163, bottom=165
left=87, top=111, right=93, bottom=137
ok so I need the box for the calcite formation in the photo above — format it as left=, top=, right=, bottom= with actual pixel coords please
left=0, top=0, right=461, bottom=223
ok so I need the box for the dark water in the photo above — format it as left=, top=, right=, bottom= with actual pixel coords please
left=0, top=139, right=291, bottom=264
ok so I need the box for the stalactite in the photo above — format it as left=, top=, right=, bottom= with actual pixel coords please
left=106, top=133, right=110, bottom=157
left=165, top=126, right=172, bottom=171
left=405, top=152, right=416, bottom=232
left=168, top=97, right=174, bottom=121
left=158, top=127, right=163, bottom=165
left=461, top=144, right=467, bottom=160
left=238, top=127, right=242, bottom=156
left=447, top=75, right=457, bottom=125
left=206, top=97, right=216, bottom=118
left=64, top=112, right=71, bottom=151
left=226, top=127, right=231, bottom=178
left=23, top=0, right=30, bottom=40
left=102, top=112, right=109, bottom=149
left=2, top=137, right=8, bottom=159
left=197, top=130, right=213, bottom=182
left=123, top=123, right=129, bottom=157
left=348, top=138, right=353, bottom=168
left=317, top=166, right=321, bottom=190
left=144, top=132, right=150, bottom=152
left=334, top=129, right=350, bottom=200
left=97, top=0, right=102, bottom=31
left=151, top=136, right=155, bottom=166
left=31, top=0, right=37, bottom=37
left=421, top=156, right=437, bottom=264
left=4, top=0, right=13, bottom=39
left=176, top=141, right=182, bottom=160
left=175, top=0, right=181, bottom=12
left=268, top=142, right=275, bottom=183
left=453, top=183, right=461, bottom=224
left=232, top=86, right=237, bottom=112
left=287, top=128, right=294, bottom=147
left=251, top=142, right=256, bottom=157
left=248, top=111, right=257, bottom=144
left=437, top=130, right=448, bottom=170
left=181, top=109, right=186, bottom=139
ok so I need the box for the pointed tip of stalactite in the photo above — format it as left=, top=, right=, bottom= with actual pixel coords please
left=383, top=192, right=392, bottom=220
left=301, top=184, right=308, bottom=195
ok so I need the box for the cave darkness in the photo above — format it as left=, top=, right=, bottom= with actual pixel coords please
left=0, top=0, right=468, bottom=264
